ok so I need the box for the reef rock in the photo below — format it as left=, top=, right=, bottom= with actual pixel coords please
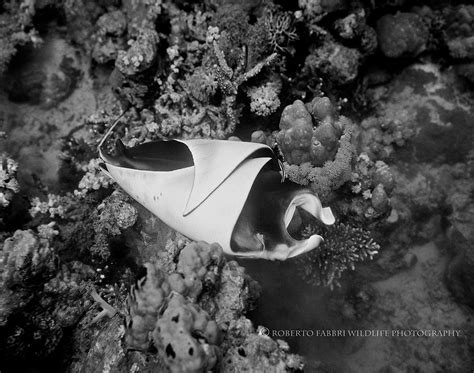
left=376, top=12, right=428, bottom=58
left=305, top=39, right=361, bottom=85
left=358, top=63, right=474, bottom=164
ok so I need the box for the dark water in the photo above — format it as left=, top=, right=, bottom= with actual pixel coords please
left=240, top=258, right=361, bottom=368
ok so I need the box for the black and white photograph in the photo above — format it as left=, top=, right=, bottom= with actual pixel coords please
left=0, top=0, right=473, bottom=371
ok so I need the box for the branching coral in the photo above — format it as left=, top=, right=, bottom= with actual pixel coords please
left=298, top=223, right=380, bottom=290
left=74, top=158, right=115, bottom=197
left=116, top=29, right=160, bottom=76
left=29, top=193, right=72, bottom=219
left=247, top=81, right=281, bottom=117
left=211, top=30, right=278, bottom=135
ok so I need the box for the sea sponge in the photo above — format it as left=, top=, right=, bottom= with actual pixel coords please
left=126, top=241, right=224, bottom=351
left=277, top=97, right=346, bottom=168
left=276, top=100, right=313, bottom=164
left=176, top=241, right=224, bottom=300
left=125, top=263, right=172, bottom=350
left=153, top=293, right=220, bottom=373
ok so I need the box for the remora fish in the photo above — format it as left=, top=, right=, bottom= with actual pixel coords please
left=99, top=126, right=335, bottom=260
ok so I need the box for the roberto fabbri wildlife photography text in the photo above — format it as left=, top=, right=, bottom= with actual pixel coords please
left=0, top=0, right=473, bottom=372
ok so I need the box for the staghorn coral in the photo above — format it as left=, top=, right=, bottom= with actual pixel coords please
left=0, top=153, right=19, bottom=208
left=298, top=223, right=380, bottom=290
left=211, top=29, right=278, bottom=136
left=153, top=292, right=220, bottom=373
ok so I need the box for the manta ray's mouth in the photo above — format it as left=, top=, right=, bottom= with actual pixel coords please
left=275, top=192, right=335, bottom=260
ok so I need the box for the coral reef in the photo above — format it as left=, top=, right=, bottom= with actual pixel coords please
left=346, top=153, right=394, bottom=221
left=298, top=223, right=380, bottom=289
left=0, top=153, right=19, bottom=208
left=376, top=12, right=429, bottom=58
left=1, top=1, right=473, bottom=372
left=124, top=240, right=291, bottom=372
left=0, top=227, right=96, bottom=366
left=276, top=97, right=348, bottom=167
left=0, top=0, right=41, bottom=75
left=221, top=317, right=304, bottom=372
left=283, top=122, right=355, bottom=202
left=153, top=293, right=220, bottom=372
left=304, top=39, right=361, bottom=85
